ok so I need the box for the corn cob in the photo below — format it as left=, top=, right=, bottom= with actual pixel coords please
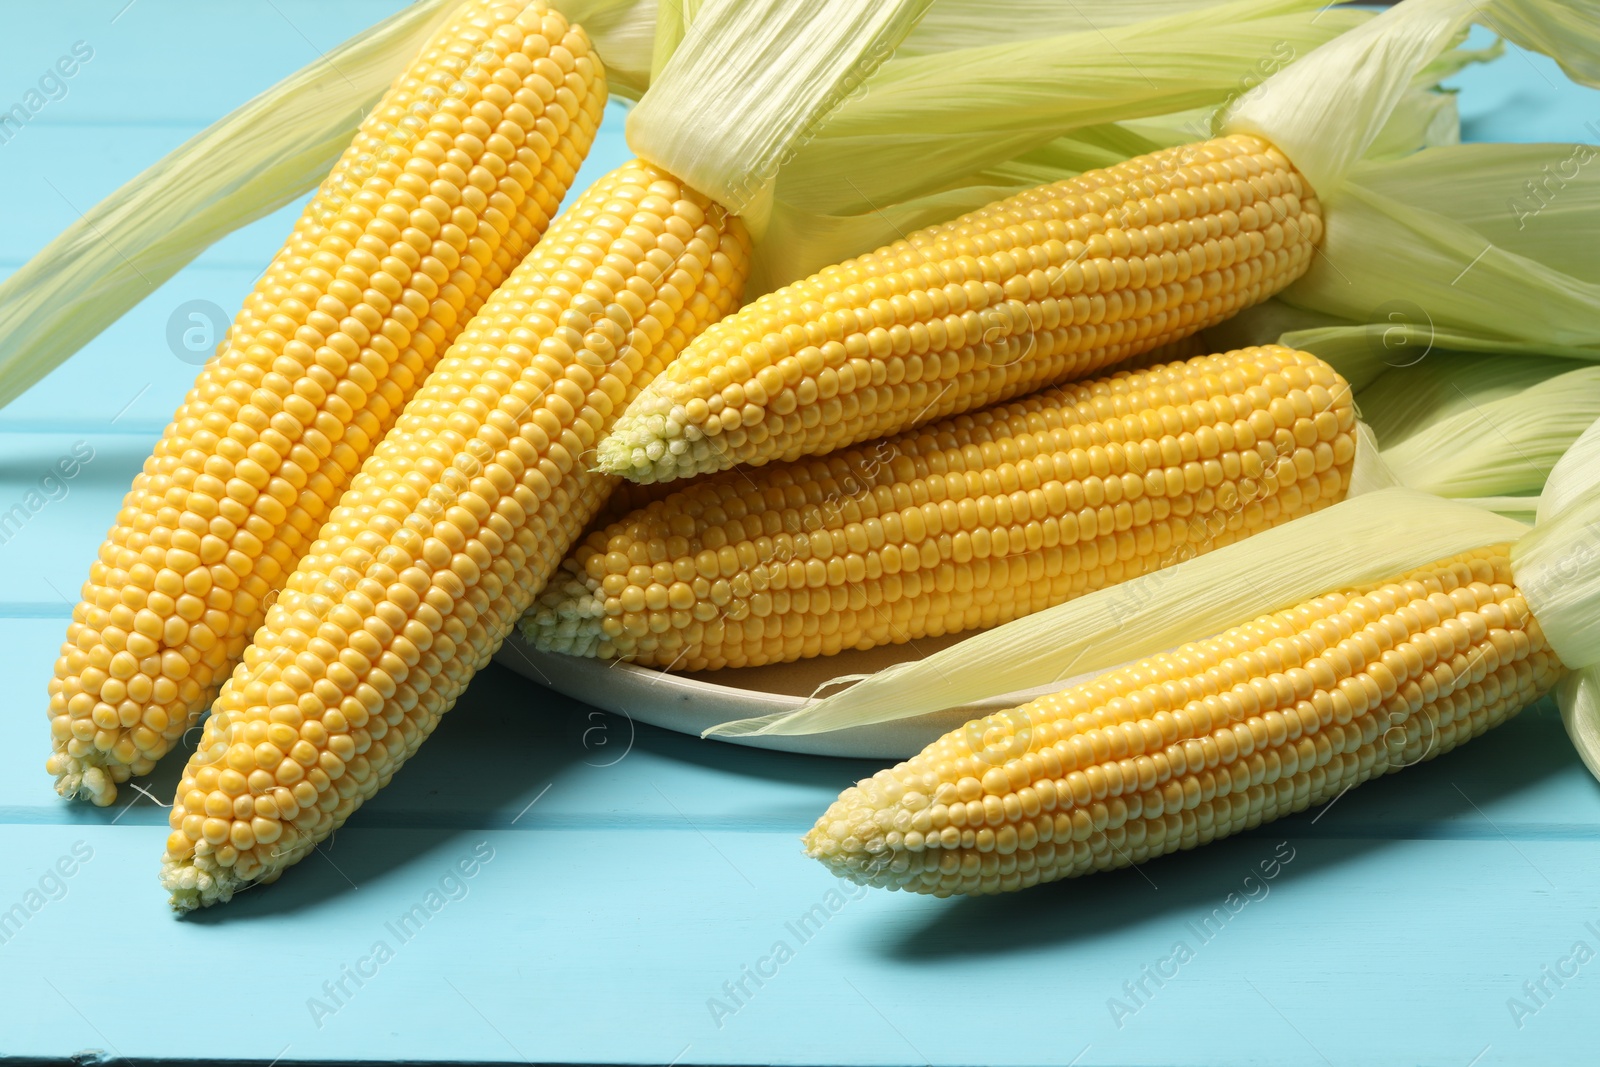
left=597, top=135, right=1323, bottom=484
left=806, top=545, right=1564, bottom=895
left=160, top=160, right=751, bottom=909
left=48, top=0, right=605, bottom=806
left=527, top=346, right=1355, bottom=670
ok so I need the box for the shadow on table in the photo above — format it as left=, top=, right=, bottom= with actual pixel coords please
left=611, top=711, right=883, bottom=789
left=0, top=434, right=157, bottom=484
left=182, top=661, right=874, bottom=921
left=876, top=697, right=1587, bottom=961
left=143, top=672, right=1594, bottom=925
left=492, top=638, right=886, bottom=790
left=179, top=663, right=598, bottom=922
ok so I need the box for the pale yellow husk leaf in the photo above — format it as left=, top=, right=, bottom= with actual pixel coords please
left=626, top=0, right=937, bottom=221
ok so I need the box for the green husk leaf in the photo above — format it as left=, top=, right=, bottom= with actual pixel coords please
left=707, top=490, right=1524, bottom=737
left=897, top=0, right=1256, bottom=55
left=1279, top=323, right=1600, bottom=393
left=1537, top=419, right=1600, bottom=779
left=1376, top=362, right=1600, bottom=496
left=1125, top=33, right=1481, bottom=153
left=1200, top=300, right=1352, bottom=356
left=1539, top=412, right=1600, bottom=523
left=753, top=119, right=1180, bottom=291
left=1364, top=83, right=1459, bottom=158
left=776, top=0, right=1363, bottom=218
left=637, top=0, right=1357, bottom=229
left=974, top=123, right=1175, bottom=185
left=749, top=9, right=1496, bottom=293
left=1266, top=144, right=1600, bottom=393
left=1414, top=33, right=1497, bottom=85
left=576, top=0, right=662, bottom=98
left=1284, top=177, right=1600, bottom=351
left=1513, top=415, right=1600, bottom=670
left=1458, top=495, right=1542, bottom=522
left=1416, top=34, right=1505, bottom=86
left=1225, top=0, right=1600, bottom=196
left=1356, top=351, right=1579, bottom=448
left=1557, top=666, right=1600, bottom=785
left=1342, top=142, right=1600, bottom=282
left=647, top=0, right=702, bottom=81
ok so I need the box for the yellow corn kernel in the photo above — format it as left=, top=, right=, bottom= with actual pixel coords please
left=599, top=135, right=1322, bottom=483
left=159, top=160, right=752, bottom=909
left=806, top=545, right=1564, bottom=895
left=528, top=346, right=1355, bottom=669
left=47, top=0, right=606, bottom=806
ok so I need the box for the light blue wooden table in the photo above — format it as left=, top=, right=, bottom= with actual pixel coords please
left=2, top=5, right=1599, bottom=1064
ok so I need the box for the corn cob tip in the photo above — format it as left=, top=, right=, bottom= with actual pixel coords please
left=160, top=856, right=232, bottom=912
left=160, top=850, right=272, bottom=912
left=803, top=780, right=908, bottom=891
left=161, top=833, right=292, bottom=911
left=596, top=391, right=721, bottom=484
left=45, top=752, right=123, bottom=807
left=519, top=562, right=609, bottom=657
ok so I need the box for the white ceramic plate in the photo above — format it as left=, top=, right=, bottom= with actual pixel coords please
left=493, top=630, right=1076, bottom=760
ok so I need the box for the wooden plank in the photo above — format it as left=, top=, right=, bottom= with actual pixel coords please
left=0, top=2, right=415, bottom=125
left=1, top=821, right=1599, bottom=1065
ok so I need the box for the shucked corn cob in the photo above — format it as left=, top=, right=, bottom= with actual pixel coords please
left=48, top=0, right=605, bottom=805
left=807, top=545, right=1564, bottom=895
left=526, top=346, right=1355, bottom=670
left=598, top=135, right=1322, bottom=483
left=161, top=161, right=752, bottom=909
